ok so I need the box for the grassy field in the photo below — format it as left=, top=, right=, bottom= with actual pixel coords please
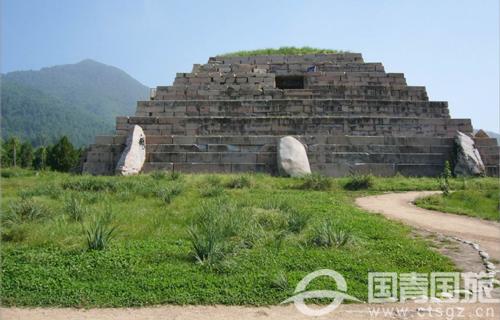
left=219, top=46, right=345, bottom=57
left=1, top=169, right=497, bottom=307
left=415, top=187, right=500, bottom=221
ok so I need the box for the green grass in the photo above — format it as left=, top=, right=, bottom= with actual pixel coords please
left=219, top=46, right=345, bottom=57
left=415, top=189, right=500, bottom=221
left=1, top=168, right=497, bottom=307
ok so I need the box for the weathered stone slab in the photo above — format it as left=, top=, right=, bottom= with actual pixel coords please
left=277, top=136, right=311, bottom=177
left=454, top=131, right=485, bottom=176
left=115, top=125, right=146, bottom=176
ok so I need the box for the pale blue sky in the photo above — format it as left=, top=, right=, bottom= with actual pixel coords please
left=1, top=0, right=499, bottom=131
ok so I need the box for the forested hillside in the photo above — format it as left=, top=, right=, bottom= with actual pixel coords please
left=1, top=59, right=149, bottom=146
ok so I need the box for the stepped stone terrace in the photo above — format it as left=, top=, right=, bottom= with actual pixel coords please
left=82, top=53, right=499, bottom=176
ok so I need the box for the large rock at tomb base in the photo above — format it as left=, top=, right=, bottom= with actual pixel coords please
left=115, top=125, right=146, bottom=176
left=277, top=136, right=311, bottom=177
left=454, top=131, right=485, bottom=176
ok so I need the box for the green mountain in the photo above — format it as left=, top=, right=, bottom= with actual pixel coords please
left=1, top=59, right=149, bottom=146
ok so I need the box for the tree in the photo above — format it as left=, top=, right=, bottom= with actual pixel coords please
left=33, top=146, right=48, bottom=170
left=19, top=142, right=34, bottom=168
left=47, top=136, right=78, bottom=172
left=2, top=137, right=20, bottom=167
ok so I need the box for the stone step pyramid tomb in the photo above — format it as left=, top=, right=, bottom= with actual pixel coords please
left=82, top=53, right=499, bottom=176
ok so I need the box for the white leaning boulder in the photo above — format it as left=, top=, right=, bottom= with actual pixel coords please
left=115, top=125, right=146, bottom=176
left=277, top=136, right=311, bottom=177
left=454, top=131, right=485, bottom=176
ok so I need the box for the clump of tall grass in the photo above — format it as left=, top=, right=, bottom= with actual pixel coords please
left=286, top=208, right=310, bottom=233
left=254, top=208, right=288, bottom=231
left=62, top=177, right=117, bottom=192
left=258, top=199, right=310, bottom=233
left=8, top=198, right=48, bottom=221
left=225, top=175, right=252, bottom=189
left=64, top=195, right=87, bottom=222
left=309, top=220, right=353, bottom=248
left=0, top=168, right=35, bottom=178
left=298, top=173, right=332, bottom=191
left=188, top=199, right=253, bottom=266
left=271, top=272, right=290, bottom=291
left=84, top=207, right=118, bottom=250
left=343, top=174, right=374, bottom=191
left=199, top=175, right=225, bottom=197
left=155, top=183, right=184, bottom=204
left=1, top=224, right=27, bottom=242
left=168, top=171, right=182, bottom=181
left=150, top=170, right=166, bottom=180
left=200, top=185, right=225, bottom=197
left=18, top=183, right=62, bottom=199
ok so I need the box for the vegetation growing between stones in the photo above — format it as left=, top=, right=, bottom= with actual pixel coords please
left=219, top=46, right=346, bottom=57
left=1, top=169, right=497, bottom=307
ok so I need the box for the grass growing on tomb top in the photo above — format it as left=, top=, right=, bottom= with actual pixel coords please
left=219, top=46, right=347, bottom=57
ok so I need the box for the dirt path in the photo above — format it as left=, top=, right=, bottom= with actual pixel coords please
left=3, top=191, right=500, bottom=320
left=356, top=191, right=500, bottom=261
left=2, top=303, right=499, bottom=320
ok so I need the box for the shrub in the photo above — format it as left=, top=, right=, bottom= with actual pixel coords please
left=298, top=173, right=332, bottom=191
left=84, top=208, right=117, bottom=250
left=309, top=220, right=353, bottom=248
left=64, top=195, right=87, bottom=222
left=226, top=175, right=252, bottom=189
left=438, top=161, right=452, bottom=196
left=9, top=198, right=48, bottom=221
left=343, top=174, right=374, bottom=191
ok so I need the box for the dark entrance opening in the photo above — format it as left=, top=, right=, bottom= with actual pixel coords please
left=275, top=76, right=304, bottom=89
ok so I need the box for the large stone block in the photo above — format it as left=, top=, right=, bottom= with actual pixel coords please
left=115, top=125, right=146, bottom=176
left=277, top=136, right=311, bottom=177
